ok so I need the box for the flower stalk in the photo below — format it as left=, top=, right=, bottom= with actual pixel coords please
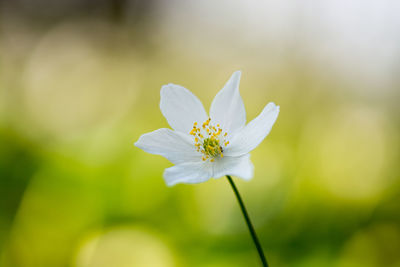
left=226, top=175, right=269, bottom=267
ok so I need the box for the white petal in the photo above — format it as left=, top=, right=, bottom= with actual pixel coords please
left=160, top=84, right=208, bottom=134
left=209, top=71, right=246, bottom=135
left=224, top=102, right=279, bottom=157
left=163, top=161, right=213, bottom=186
left=134, top=128, right=200, bottom=164
left=212, top=154, right=254, bottom=181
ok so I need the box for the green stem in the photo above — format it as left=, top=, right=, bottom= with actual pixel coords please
left=226, top=175, right=269, bottom=267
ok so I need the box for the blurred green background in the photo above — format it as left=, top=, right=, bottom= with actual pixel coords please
left=1, top=1, right=400, bottom=266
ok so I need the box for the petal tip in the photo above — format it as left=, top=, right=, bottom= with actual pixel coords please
left=233, top=70, right=242, bottom=77
left=133, top=140, right=143, bottom=150
left=267, top=102, right=280, bottom=113
left=165, top=182, right=176, bottom=187
left=160, top=83, right=182, bottom=96
left=133, top=133, right=147, bottom=148
left=163, top=172, right=179, bottom=187
left=160, top=83, right=173, bottom=95
left=231, top=71, right=242, bottom=83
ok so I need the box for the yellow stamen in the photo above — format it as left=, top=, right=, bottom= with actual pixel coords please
left=194, top=118, right=229, bottom=161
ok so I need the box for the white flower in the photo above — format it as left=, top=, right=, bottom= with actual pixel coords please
left=135, top=71, right=279, bottom=186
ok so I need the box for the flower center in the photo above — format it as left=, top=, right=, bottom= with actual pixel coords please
left=189, top=118, right=229, bottom=162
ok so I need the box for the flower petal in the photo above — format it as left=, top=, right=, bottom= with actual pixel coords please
left=212, top=154, right=254, bottom=181
left=134, top=128, right=200, bottom=164
left=209, top=71, right=246, bottom=135
left=163, top=161, right=213, bottom=186
left=160, top=84, right=208, bottom=134
left=224, top=102, right=279, bottom=157
left=163, top=154, right=254, bottom=186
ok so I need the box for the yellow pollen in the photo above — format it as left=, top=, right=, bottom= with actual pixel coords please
left=190, top=119, right=229, bottom=162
